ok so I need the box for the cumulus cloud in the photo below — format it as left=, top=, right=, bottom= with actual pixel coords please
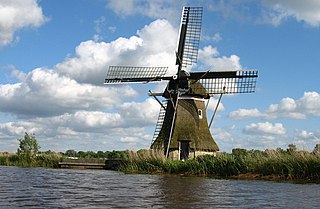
left=0, top=18, right=181, bottom=151
left=229, top=108, right=268, bottom=120
left=119, top=98, right=160, bottom=126
left=0, top=68, right=137, bottom=117
left=295, top=130, right=314, bottom=139
left=230, top=91, right=320, bottom=120
left=268, top=92, right=320, bottom=118
left=262, top=0, right=320, bottom=27
left=0, top=112, right=153, bottom=151
left=0, top=5, right=262, bottom=152
left=244, top=122, right=286, bottom=135
left=108, top=0, right=320, bottom=28
left=198, top=45, right=242, bottom=71
left=203, top=33, right=222, bottom=43
left=55, top=19, right=177, bottom=85
left=106, top=0, right=182, bottom=24
left=0, top=0, right=47, bottom=47
left=207, top=96, right=225, bottom=112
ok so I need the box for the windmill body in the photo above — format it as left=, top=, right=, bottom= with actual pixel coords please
left=151, top=95, right=219, bottom=160
left=105, top=7, right=258, bottom=160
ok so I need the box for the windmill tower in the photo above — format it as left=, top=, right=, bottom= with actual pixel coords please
left=105, top=7, right=258, bottom=160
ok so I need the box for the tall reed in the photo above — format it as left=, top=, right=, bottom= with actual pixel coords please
left=120, top=150, right=320, bottom=181
left=0, top=153, right=62, bottom=168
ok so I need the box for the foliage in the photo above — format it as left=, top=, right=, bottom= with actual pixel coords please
left=0, top=133, right=61, bottom=168
left=0, top=152, right=62, bottom=168
left=17, top=132, right=40, bottom=159
left=63, top=149, right=129, bottom=160
left=3, top=134, right=320, bottom=183
left=120, top=148, right=320, bottom=182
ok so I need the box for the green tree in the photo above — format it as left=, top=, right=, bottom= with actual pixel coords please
left=232, top=148, right=247, bottom=157
left=17, top=132, right=40, bottom=158
left=287, top=144, right=297, bottom=154
left=313, top=144, right=320, bottom=154
left=97, top=151, right=105, bottom=159
left=65, top=149, right=77, bottom=157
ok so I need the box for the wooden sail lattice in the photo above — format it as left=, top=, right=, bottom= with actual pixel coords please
left=151, top=101, right=167, bottom=146
left=104, top=6, right=259, bottom=159
left=180, top=7, right=203, bottom=68
left=197, top=70, right=258, bottom=94
left=105, top=66, right=168, bottom=84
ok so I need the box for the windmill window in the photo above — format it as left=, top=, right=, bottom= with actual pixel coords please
left=198, top=109, right=203, bottom=119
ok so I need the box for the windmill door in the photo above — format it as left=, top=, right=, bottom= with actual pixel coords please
left=179, top=141, right=190, bottom=160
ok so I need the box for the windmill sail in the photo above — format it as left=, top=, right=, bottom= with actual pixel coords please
left=105, top=66, right=168, bottom=84
left=189, top=70, right=258, bottom=94
left=176, top=7, right=203, bottom=69
left=105, top=6, right=259, bottom=160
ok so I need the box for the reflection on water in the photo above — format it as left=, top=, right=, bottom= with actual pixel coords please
left=0, top=166, right=320, bottom=208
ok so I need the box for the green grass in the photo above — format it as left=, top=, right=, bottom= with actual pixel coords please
left=0, top=153, right=62, bottom=168
left=119, top=150, right=320, bottom=181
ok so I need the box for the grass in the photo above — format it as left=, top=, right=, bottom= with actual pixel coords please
left=2, top=148, right=320, bottom=182
left=0, top=152, right=62, bottom=168
left=119, top=149, right=320, bottom=182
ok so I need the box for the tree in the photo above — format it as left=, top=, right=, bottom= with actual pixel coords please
left=313, top=144, right=320, bottom=154
left=17, top=132, right=40, bottom=158
left=65, top=149, right=77, bottom=157
left=287, top=144, right=297, bottom=153
left=97, top=151, right=105, bottom=159
left=232, top=148, right=247, bottom=156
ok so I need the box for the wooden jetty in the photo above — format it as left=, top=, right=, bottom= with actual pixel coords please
left=58, top=160, right=125, bottom=170
left=58, top=162, right=106, bottom=169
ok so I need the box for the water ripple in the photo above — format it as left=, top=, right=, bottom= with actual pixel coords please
left=0, top=166, right=320, bottom=208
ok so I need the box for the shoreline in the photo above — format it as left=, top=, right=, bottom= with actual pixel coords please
left=0, top=163, right=319, bottom=184
left=2, top=149, right=320, bottom=184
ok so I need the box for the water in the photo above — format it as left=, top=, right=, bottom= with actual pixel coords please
left=0, top=166, right=319, bottom=208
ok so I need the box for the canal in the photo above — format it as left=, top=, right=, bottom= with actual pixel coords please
left=0, top=166, right=319, bottom=208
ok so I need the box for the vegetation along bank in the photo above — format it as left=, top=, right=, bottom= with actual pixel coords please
left=2, top=132, right=320, bottom=182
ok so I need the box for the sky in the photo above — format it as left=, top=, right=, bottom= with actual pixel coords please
left=0, top=0, right=320, bottom=153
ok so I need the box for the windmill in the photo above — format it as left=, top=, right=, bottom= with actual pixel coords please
left=105, top=7, right=258, bottom=160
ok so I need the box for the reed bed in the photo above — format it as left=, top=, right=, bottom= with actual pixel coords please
left=0, top=153, right=62, bottom=168
left=120, top=150, right=320, bottom=181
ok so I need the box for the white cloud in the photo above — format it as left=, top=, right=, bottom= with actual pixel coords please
left=263, top=0, right=320, bottom=27
left=295, top=130, right=313, bottom=139
left=294, top=130, right=320, bottom=145
left=0, top=68, right=137, bottom=117
left=119, top=98, right=160, bottom=126
left=268, top=92, right=320, bottom=118
left=0, top=111, right=154, bottom=151
left=203, top=33, right=222, bottom=43
left=106, top=0, right=135, bottom=16
left=230, top=92, right=320, bottom=120
left=55, top=19, right=177, bottom=85
left=298, top=91, right=320, bottom=116
left=0, top=0, right=47, bottom=47
left=291, top=129, right=320, bottom=150
left=0, top=110, right=129, bottom=137
left=244, top=122, right=286, bottom=135
left=206, top=97, right=225, bottom=112
left=93, top=16, right=106, bottom=42
left=207, top=0, right=253, bottom=22
left=0, top=18, right=181, bottom=151
left=106, top=0, right=182, bottom=24
left=198, top=45, right=242, bottom=71
left=229, top=108, right=268, bottom=120
left=212, top=125, right=290, bottom=152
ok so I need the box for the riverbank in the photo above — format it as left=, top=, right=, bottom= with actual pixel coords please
left=0, top=152, right=62, bottom=168
left=119, top=150, right=320, bottom=183
left=2, top=149, right=320, bottom=183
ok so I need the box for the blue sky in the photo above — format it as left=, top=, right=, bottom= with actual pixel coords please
left=0, top=0, right=320, bottom=152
